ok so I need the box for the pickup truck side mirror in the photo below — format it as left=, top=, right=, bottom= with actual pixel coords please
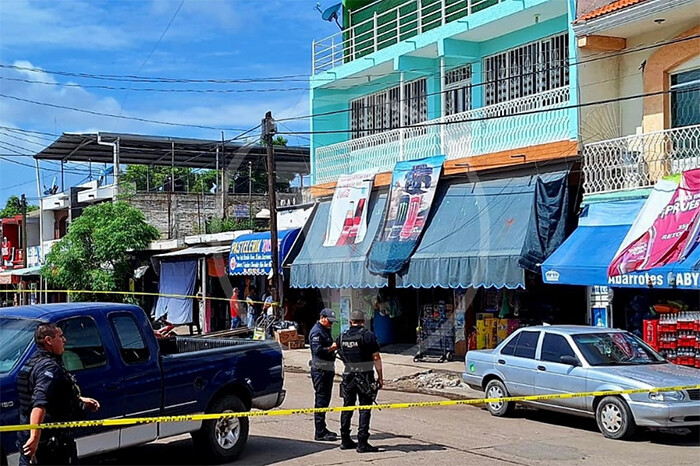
left=559, top=355, right=581, bottom=367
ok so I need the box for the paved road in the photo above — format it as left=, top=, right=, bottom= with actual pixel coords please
left=93, top=372, right=699, bottom=465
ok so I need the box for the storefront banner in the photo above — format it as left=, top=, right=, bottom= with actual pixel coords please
left=229, top=229, right=300, bottom=276
left=367, top=155, right=445, bottom=274
left=324, top=169, right=378, bottom=247
left=609, top=169, right=700, bottom=277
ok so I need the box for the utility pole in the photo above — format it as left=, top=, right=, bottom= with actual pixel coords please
left=221, top=132, right=228, bottom=219
left=248, top=161, right=253, bottom=224
left=263, top=111, right=283, bottom=313
left=20, top=194, right=28, bottom=268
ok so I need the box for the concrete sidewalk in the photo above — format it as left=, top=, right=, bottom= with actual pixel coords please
left=281, top=344, right=485, bottom=400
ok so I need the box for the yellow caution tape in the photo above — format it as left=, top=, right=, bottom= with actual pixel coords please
left=1, top=384, right=698, bottom=433
left=0, top=289, right=277, bottom=306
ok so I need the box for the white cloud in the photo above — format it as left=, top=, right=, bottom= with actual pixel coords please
left=0, top=0, right=134, bottom=50
left=0, top=60, right=310, bottom=141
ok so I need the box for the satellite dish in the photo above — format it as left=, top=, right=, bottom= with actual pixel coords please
left=315, top=2, right=342, bottom=30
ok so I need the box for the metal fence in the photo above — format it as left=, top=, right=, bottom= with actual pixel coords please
left=582, top=124, right=700, bottom=195
left=312, top=0, right=504, bottom=74
left=314, top=86, right=570, bottom=184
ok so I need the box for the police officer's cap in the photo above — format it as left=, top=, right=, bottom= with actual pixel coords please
left=349, top=310, right=365, bottom=322
left=320, top=308, right=337, bottom=322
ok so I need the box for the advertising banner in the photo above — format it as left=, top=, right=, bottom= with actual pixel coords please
left=229, top=229, right=300, bottom=276
left=609, top=169, right=700, bottom=277
left=367, top=155, right=445, bottom=274
left=324, top=169, right=377, bottom=247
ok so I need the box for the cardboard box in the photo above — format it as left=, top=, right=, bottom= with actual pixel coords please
left=274, top=329, right=298, bottom=345
left=496, top=319, right=509, bottom=344
left=288, top=338, right=306, bottom=350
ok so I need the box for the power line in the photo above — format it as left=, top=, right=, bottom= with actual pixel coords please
left=0, top=77, right=309, bottom=94
left=0, top=93, right=250, bottom=132
left=2, top=32, right=696, bottom=87
left=278, top=86, right=697, bottom=136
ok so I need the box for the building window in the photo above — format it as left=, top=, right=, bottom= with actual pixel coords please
left=444, top=65, right=472, bottom=116
left=350, top=78, right=427, bottom=139
left=484, top=33, right=569, bottom=107
left=670, top=68, right=700, bottom=128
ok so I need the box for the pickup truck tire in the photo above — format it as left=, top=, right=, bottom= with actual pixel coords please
left=484, top=379, right=514, bottom=417
left=194, top=395, right=249, bottom=463
left=595, top=396, right=636, bottom=440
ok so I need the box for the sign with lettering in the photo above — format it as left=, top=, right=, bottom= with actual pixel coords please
left=324, top=169, right=377, bottom=247
left=229, top=229, right=300, bottom=276
left=609, top=169, right=700, bottom=277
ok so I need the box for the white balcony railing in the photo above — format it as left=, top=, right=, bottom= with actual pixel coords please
left=312, top=0, right=504, bottom=74
left=582, top=124, right=700, bottom=195
left=315, top=87, right=570, bottom=184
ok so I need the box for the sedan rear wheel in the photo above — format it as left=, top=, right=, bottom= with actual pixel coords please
left=595, top=396, right=636, bottom=440
left=484, top=379, right=514, bottom=417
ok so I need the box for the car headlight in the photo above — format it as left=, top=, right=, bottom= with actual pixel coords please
left=649, top=390, right=685, bottom=402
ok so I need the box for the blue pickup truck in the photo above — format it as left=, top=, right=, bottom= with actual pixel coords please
left=0, top=303, right=286, bottom=465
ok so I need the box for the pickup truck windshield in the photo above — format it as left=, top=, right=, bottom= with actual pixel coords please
left=572, top=332, right=666, bottom=366
left=0, top=317, right=39, bottom=374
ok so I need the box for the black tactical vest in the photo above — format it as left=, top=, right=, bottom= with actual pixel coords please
left=17, top=353, right=41, bottom=417
left=17, top=351, right=84, bottom=422
left=339, top=327, right=369, bottom=372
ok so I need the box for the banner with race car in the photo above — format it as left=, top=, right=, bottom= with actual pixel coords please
left=367, top=155, right=445, bottom=274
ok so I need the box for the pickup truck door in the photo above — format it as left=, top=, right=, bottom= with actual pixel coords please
left=57, top=315, right=123, bottom=456
left=497, top=330, right=541, bottom=396
left=107, top=312, right=161, bottom=448
left=534, top=333, right=586, bottom=410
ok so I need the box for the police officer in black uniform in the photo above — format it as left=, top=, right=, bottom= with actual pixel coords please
left=336, top=310, right=383, bottom=453
left=17, top=323, right=100, bottom=465
left=309, top=308, right=339, bottom=441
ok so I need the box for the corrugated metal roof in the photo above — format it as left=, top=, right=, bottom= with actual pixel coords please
left=154, top=245, right=230, bottom=259
left=575, top=0, right=648, bottom=23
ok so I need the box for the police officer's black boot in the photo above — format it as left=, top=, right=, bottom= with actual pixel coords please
left=339, top=435, right=357, bottom=450
left=356, top=440, right=378, bottom=453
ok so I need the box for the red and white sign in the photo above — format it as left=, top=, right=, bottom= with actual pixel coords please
left=324, top=169, right=377, bottom=247
left=609, top=169, right=700, bottom=277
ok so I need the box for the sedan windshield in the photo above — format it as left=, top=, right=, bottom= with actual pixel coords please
left=572, top=332, right=666, bottom=366
left=0, top=317, right=39, bottom=374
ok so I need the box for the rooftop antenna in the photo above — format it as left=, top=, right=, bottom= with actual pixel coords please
left=316, top=2, right=343, bottom=30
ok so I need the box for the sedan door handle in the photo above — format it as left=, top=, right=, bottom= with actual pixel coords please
left=537, top=365, right=547, bottom=372
left=497, top=359, right=506, bottom=365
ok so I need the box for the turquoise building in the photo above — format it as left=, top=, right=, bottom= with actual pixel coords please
left=309, top=0, right=579, bottom=186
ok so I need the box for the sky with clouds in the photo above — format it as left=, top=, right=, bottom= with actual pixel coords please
left=0, top=0, right=334, bottom=206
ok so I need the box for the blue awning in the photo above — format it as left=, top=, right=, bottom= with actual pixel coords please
left=542, top=198, right=700, bottom=289
left=397, top=173, right=567, bottom=289
left=290, top=195, right=388, bottom=289
left=229, top=228, right=301, bottom=276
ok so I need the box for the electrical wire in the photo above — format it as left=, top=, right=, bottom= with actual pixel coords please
left=1, top=33, right=696, bottom=86
left=277, top=86, right=698, bottom=135
left=0, top=93, right=250, bottom=132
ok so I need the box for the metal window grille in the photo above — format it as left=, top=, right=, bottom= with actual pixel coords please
left=484, top=32, right=569, bottom=108
left=350, top=78, right=427, bottom=140
left=444, top=65, right=472, bottom=116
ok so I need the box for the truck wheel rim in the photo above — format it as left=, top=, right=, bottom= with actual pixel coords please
left=487, top=385, right=504, bottom=411
left=601, top=404, right=622, bottom=433
left=215, top=411, right=241, bottom=449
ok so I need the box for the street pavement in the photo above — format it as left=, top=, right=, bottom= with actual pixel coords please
left=91, top=371, right=699, bottom=466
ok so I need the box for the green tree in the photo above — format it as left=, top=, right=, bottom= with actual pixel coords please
left=42, top=202, right=160, bottom=301
left=0, top=195, right=38, bottom=218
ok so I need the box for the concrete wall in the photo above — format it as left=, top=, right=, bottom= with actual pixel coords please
left=577, top=18, right=699, bottom=141
left=127, top=192, right=305, bottom=239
